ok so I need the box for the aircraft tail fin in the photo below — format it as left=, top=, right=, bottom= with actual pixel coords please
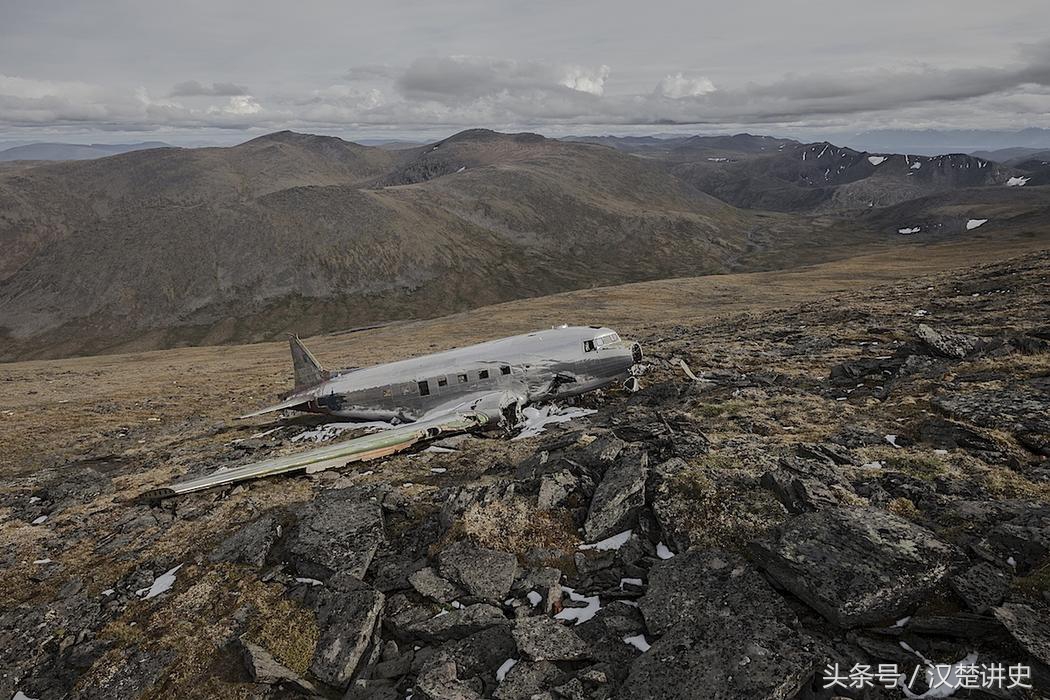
left=289, top=335, right=329, bottom=390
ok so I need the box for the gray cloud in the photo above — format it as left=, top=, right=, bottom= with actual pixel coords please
left=344, top=64, right=400, bottom=81
left=1, top=0, right=1050, bottom=143
left=169, top=80, right=249, bottom=97
left=398, top=56, right=610, bottom=101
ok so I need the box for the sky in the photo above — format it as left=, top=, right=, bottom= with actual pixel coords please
left=2, top=0, right=1050, bottom=147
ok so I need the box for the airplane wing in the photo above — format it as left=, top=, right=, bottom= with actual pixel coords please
left=136, top=389, right=525, bottom=501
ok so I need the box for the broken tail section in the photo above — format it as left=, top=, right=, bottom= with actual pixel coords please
left=290, top=335, right=329, bottom=391
left=238, top=335, right=331, bottom=418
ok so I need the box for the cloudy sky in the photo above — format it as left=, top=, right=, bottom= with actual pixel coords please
left=2, top=0, right=1050, bottom=146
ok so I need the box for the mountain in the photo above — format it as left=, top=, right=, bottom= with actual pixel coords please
left=0, top=141, right=171, bottom=162
left=971, top=147, right=1050, bottom=163
left=0, top=129, right=851, bottom=361
left=579, top=134, right=1020, bottom=213
left=3, top=128, right=1046, bottom=362
left=843, top=127, right=1050, bottom=155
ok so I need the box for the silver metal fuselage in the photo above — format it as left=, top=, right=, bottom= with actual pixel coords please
left=290, top=326, right=640, bottom=422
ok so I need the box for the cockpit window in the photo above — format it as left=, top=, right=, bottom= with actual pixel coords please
left=583, top=340, right=595, bottom=352
left=593, top=332, right=619, bottom=347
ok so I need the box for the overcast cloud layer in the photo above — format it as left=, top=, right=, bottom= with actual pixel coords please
left=2, top=0, right=1050, bottom=145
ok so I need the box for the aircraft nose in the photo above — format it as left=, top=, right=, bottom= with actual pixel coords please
left=631, top=342, right=643, bottom=363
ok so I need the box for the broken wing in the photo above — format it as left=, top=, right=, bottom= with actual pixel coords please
left=136, top=390, right=525, bottom=501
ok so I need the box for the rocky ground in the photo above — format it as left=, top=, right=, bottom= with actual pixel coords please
left=1, top=250, right=1049, bottom=699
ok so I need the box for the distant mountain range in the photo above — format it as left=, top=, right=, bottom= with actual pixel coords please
left=0, top=141, right=171, bottom=162
left=1, top=129, right=1047, bottom=361
left=842, top=128, right=1050, bottom=156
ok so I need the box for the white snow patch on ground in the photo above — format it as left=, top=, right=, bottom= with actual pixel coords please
left=101, top=589, right=115, bottom=596
left=898, top=227, right=921, bottom=235
left=623, top=634, right=651, bottom=652
left=31, top=515, right=47, bottom=525
left=496, top=658, right=518, bottom=682
left=579, top=529, right=632, bottom=551
left=292, top=421, right=392, bottom=442
left=965, top=219, right=988, bottom=230
left=137, top=564, right=182, bottom=599
left=619, top=577, right=643, bottom=590
left=527, top=591, right=543, bottom=607
left=14, top=692, right=39, bottom=700
left=429, top=467, right=448, bottom=473
left=868, top=156, right=887, bottom=165
left=895, top=616, right=912, bottom=627
left=933, top=449, right=949, bottom=455
left=456, top=166, right=466, bottom=173
left=29, top=496, right=40, bottom=504
left=424, top=446, right=455, bottom=454
left=911, top=161, right=922, bottom=169
left=555, top=586, right=601, bottom=625
left=514, top=405, right=597, bottom=441
left=656, top=542, right=675, bottom=559
left=32, top=558, right=51, bottom=564
left=295, top=577, right=324, bottom=586
left=885, top=434, right=900, bottom=448
left=1006, top=176, right=1029, bottom=186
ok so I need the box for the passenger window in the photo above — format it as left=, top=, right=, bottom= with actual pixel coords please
left=583, top=340, right=595, bottom=352
left=437, top=377, right=448, bottom=387
left=457, top=373, right=468, bottom=383
left=479, top=370, right=489, bottom=379
left=418, top=380, right=430, bottom=396
left=500, top=366, right=511, bottom=375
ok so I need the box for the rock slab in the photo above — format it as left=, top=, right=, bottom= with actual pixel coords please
left=751, top=506, right=964, bottom=627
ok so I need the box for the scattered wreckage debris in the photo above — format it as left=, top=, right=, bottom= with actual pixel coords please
left=138, top=326, right=643, bottom=500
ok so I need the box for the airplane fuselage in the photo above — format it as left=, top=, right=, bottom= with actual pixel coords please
left=286, top=326, right=641, bottom=423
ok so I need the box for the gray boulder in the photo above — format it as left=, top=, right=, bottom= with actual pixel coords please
left=238, top=638, right=317, bottom=692
left=494, top=661, right=563, bottom=700
left=950, top=562, right=1010, bottom=614
left=410, top=567, right=463, bottom=604
left=512, top=616, right=591, bottom=661
left=309, top=585, right=385, bottom=688
left=209, top=512, right=283, bottom=567
left=415, top=656, right=485, bottom=700
left=621, top=548, right=817, bottom=700
left=285, top=490, right=385, bottom=580
left=517, top=567, right=561, bottom=614
left=751, top=506, right=964, bottom=627
left=621, top=611, right=816, bottom=700
left=641, top=548, right=795, bottom=636
left=407, top=604, right=510, bottom=643
left=584, top=452, right=648, bottom=541
left=537, top=469, right=579, bottom=509
left=993, top=603, right=1050, bottom=667
left=916, top=323, right=992, bottom=359
left=438, top=541, right=518, bottom=600
left=416, top=626, right=517, bottom=699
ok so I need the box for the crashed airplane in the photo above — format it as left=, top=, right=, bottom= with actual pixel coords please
left=140, top=325, right=643, bottom=500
